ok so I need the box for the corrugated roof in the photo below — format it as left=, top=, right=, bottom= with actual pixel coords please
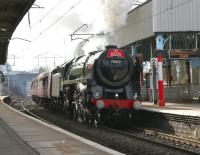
left=128, top=0, right=152, bottom=14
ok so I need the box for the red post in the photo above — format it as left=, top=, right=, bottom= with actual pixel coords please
left=157, top=55, right=165, bottom=106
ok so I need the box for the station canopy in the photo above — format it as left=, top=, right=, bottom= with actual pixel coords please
left=0, top=0, right=35, bottom=64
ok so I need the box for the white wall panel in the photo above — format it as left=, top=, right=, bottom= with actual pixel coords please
left=107, top=1, right=154, bottom=47
left=153, top=0, right=200, bottom=32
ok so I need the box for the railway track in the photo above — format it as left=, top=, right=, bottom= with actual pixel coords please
left=10, top=97, right=25, bottom=107
left=10, top=97, right=55, bottom=126
left=10, top=97, right=200, bottom=154
left=164, top=113, right=200, bottom=125
left=135, top=109, right=200, bottom=125
left=102, top=126, right=200, bottom=154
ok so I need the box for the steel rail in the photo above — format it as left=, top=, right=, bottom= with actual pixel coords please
left=11, top=98, right=55, bottom=126
left=102, top=126, right=200, bottom=154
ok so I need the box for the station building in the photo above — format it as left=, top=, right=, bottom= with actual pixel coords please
left=107, top=0, right=200, bottom=103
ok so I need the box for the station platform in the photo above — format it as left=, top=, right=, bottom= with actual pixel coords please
left=141, top=101, right=200, bottom=117
left=0, top=96, right=124, bottom=155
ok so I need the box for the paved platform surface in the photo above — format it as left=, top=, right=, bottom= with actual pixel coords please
left=0, top=97, right=124, bottom=155
left=0, top=117, right=37, bottom=155
left=142, top=101, right=200, bottom=117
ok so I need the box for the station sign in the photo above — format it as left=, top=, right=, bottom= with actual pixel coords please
left=169, top=49, right=198, bottom=59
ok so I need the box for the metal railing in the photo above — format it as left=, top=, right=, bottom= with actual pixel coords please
left=141, top=83, right=200, bottom=102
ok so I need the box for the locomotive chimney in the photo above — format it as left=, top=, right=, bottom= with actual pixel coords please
left=105, top=45, right=117, bottom=49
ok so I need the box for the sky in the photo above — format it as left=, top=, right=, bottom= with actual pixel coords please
left=8, top=0, right=147, bottom=71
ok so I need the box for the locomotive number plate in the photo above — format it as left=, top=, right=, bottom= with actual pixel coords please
left=110, top=60, right=121, bottom=64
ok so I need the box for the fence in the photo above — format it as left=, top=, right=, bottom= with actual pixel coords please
left=141, top=83, right=200, bottom=103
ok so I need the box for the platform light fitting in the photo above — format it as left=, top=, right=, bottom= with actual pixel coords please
left=0, top=28, right=6, bottom=32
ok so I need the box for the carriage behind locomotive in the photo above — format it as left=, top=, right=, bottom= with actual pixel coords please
left=31, top=46, right=141, bottom=125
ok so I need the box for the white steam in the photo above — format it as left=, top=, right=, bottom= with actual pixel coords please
left=74, top=0, right=134, bottom=56
left=82, top=36, right=108, bottom=53
left=102, top=0, right=132, bottom=31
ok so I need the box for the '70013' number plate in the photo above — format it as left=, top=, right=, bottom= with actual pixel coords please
left=110, top=60, right=121, bottom=64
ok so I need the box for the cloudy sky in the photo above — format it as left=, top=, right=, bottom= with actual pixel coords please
left=8, top=0, right=146, bottom=71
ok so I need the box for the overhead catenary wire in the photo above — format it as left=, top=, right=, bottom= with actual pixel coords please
left=70, top=0, right=146, bottom=41
left=32, top=0, right=142, bottom=43
left=30, top=0, right=143, bottom=45
left=31, top=0, right=66, bottom=29
left=32, top=0, right=84, bottom=42
left=28, top=0, right=193, bottom=51
left=19, top=0, right=83, bottom=55
left=80, top=0, right=192, bottom=40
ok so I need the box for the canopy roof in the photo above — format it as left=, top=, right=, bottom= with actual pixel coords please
left=0, top=0, right=35, bottom=64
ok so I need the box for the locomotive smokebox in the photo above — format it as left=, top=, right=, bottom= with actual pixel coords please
left=96, top=45, right=134, bottom=87
left=105, top=45, right=117, bottom=49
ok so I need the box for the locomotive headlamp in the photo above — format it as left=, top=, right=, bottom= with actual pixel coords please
left=96, top=100, right=104, bottom=109
left=133, top=101, right=141, bottom=110
left=115, top=93, right=119, bottom=99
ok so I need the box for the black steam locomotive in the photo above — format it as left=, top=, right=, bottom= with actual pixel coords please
left=31, top=45, right=141, bottom=126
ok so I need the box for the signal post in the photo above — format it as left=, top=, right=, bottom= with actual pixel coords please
left=157, top=54, right=165, bottom=106
left=155, top=34, right=166, bottom=106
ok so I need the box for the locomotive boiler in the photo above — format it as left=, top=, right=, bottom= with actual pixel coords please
left=31, top=45, right=141, bottom=126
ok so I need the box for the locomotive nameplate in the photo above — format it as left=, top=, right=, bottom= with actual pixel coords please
left=107, top=49, right=125, bottom=58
